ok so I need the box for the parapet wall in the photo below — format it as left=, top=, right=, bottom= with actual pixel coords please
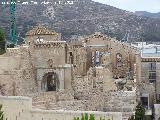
left=0, top=96, right=32, bottom=120
left=0, top=96, right=122, bottom=120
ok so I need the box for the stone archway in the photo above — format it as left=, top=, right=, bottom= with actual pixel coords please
left=41, top=72, right=59, bottom=92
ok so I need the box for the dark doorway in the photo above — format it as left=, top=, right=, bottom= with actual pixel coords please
left=46, top=74, right=56, bottom=91
left=141, top=97, right=149, bottom=109
left=42, top=72, right=59, bottom=92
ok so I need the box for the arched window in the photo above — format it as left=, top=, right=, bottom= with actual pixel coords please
left=95, top=50, right=100, bottom=65
left=69, top=52, right=73, bottom=64
left=116, top=53, right=122, bottom=68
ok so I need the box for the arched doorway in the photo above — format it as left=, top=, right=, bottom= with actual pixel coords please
left=41, top=72, right=59, bottom=92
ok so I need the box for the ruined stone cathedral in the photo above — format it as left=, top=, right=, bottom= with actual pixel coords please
left=0, top=26, right=140, bottom=120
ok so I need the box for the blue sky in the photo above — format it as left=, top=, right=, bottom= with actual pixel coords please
left=93, top=0, right=160, bottom=13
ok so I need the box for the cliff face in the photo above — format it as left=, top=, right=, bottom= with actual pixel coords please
left=1, top=0, right=160, bottom=43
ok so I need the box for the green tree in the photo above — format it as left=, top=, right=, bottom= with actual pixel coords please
left=0, top=28, right=4, bottom=42
left=89, top=114, right=95, bottom=120
left=74, top=113, right=96, bottom=120
left=135, top=103, right=145, bottom=120
left=0, top=28, right=5, bottom=54
left=128, top=115, right=134, bottom=120
left=128, top=103, right=146, bottom=120
left=0, top=104, right=4, bottom=120
left=81, top=113, right=85, bottom=120
left=84, top=113, right=88, bottom=120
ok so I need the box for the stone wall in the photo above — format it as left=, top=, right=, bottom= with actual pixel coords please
left=55, top=100, right=88, bottom=110
left=104, top=91, right=137, bottom=112
left=56, top=89, right=74, bottom=101
left=69, top=47, right=91, bottom=76
left=0, top=69, right=36, bottom=96
left=156, top=63, right=160, bottom=99
left=32, top=42, right=66, bottom=68
left=0, top=37, right=71, bottom=95
left=0, top=46, right=37, bottom=96
left=74, top=33, right=138, bottom=78
left=0, top=96, right=32, bottom=120
left=29, top=92, right=57, bottom=103
left=140, top=61, right=160, bottom=104
left=154, top=104, right=160, bottom=120
left=71, top=73, right=105, bottom=111
left=0, top=96, right=122, bottom=120
left=0, top=30, right=138, bottom=120
left=71, top=66, right=137, bottom=112
left=25, top=34, right=60, bottom=45
left=30, top=90, right=73, bottom=101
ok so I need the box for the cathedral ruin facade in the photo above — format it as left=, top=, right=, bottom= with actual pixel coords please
left=0, top=26, right=140, bottom=120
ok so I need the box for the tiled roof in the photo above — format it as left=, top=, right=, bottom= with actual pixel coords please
left=26, top=26, right=57, bottom=36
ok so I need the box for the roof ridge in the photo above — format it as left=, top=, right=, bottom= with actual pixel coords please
left=26, top=26, right=57, bottom=36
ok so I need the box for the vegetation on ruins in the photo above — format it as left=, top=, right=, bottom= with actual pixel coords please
left=0, top=28, right=4, bottom=42
left=128, top=115, right=134, bottom=120
left=0, top=28, right=5, bottom=55
left=135, top=103, right=145, bottom=120
left=73, top=113, right=110, bottom=120
left=0, top=104, right=4, bottom=120
left=128, top=103, right=153, bottom=120
left=74, top=113, right=94, bottom=120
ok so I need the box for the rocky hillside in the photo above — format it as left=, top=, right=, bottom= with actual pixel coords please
left=1, top=0, right=160, bottom=43
left=135, top=11, right=160, bottom=18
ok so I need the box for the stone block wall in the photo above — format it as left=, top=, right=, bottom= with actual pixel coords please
left=0, top=96, right=123, bottom=120
left=56, top=89, right=74, bottom=101
left=72, top=76, right=93, bottom=99
left=154, top=104, right=160, bottom=120
left=85, top=89, right=104, bottom=111
left=0, top=46, right=37, bottom=96
left=0, top=69, right=36, bottom=96
left=0, top=96, right=32, bottom=120
left=55, top=100, right=88, bottom=111
left=32, top=43, right=66, bottom=68
left=29, top=92, right=57, bottom=103
left=77, top=33, right=138, bottom=78
left=29, top=90, right=74, bottom=109
left=156, top=63, right=160, bottom=99
left=104, top=91, right=137, bottom=112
